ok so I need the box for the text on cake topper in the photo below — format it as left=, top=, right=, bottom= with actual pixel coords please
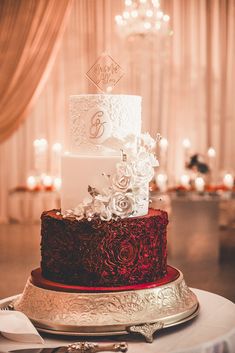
left=86, top=54, right=124, bottom=93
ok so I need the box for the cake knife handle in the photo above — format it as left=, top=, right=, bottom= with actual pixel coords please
left=67, top=342, right=128, bottom=353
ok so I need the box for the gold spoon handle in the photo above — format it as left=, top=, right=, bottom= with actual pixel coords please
left=67, top=342, right=128, bottom=353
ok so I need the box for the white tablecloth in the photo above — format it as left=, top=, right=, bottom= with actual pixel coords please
left=0, top=289, right=235, bottom=353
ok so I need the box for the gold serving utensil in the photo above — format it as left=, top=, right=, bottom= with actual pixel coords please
left=67, top=342, right=128, bottom=353
left=10, top=342, right=128, bottom=353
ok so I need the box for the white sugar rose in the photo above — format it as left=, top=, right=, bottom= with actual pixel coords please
left=112, top=173, right=132, bottom=192
left=115, top=161, right=133, bottom=177
left=110, top=192, right=135, bottom=218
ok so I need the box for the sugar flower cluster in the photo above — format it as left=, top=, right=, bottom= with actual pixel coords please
left=62, top=133, right=159, bottom=221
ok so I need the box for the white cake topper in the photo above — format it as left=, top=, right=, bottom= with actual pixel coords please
left=86, top=53, right=125, bottom=93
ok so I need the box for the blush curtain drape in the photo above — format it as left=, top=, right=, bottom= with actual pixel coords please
left=161, top=0, right=235, bottom=179
left=0, top=0, right=73, bottom=143
left=0, top=0, right=235, bottom=222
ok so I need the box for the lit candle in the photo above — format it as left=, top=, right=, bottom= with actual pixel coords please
left=182, top=138, right=191, bottom=165
left=180, top=174, right=190, bottom=189
left=131, top=10, right=138, bottom=18
left=156, top=173, right=168, bottom=192
left=27, top=176, right=37, bottom=190
left=33, top=138, right=48, bottom=175
left=52, top=142, right=62, bottom=176
left=115, top=15, right=123, bottom=25
left=207, top=147, right=216, bottom=183
left=182, top=138, right=191, bottom=150
left=33, top=139, right=40, bottom=172
left=159, top=137, right=168, bottom=151
left=52, top=142, right=62, bottom=153
left=207, top=147, right=216, bottom=168
left=207, top=147, right=216, bottom=158
left=195, top=177, right=205, bottom=192
left=223, top=173, right=234, bottom=189
left=53, top=177, right=62, bottom=191
left=42, top=175, right=53, bottom=188
left=146, top=9, right=153, bottom=17
left=159, top=138, right=168, bottom=171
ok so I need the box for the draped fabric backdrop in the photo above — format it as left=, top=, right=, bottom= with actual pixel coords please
left=0, top=0, right=73, bottom=142
left=0, top=0, right=235, bottom=222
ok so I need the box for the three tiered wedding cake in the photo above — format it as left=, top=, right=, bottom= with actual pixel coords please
left=14, top=93, right=199, bottom=342
left=41, top=94, right=168, bottom=287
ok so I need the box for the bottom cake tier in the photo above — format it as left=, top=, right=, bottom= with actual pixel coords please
left=14, top=266, right=199, bottom=342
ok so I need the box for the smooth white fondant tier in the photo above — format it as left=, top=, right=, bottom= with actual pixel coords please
left=61, top=153, right=149, bottom=217
left=61, top=154, right=119, bottom=211
left=69, top=94, right=141, bottom=154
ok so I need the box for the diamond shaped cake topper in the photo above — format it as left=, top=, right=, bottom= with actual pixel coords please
left=86, top=54, right=124, bottom=93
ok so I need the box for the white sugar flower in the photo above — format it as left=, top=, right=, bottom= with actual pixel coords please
left=132, top=157, right=154, bottom=185
left=70, top=132, right=161, bottom=222
left=110, top=192, right=135, bottom=218
left=83, top=196, right=93, bottom=205
left=125, top=133, right=137, bottom=146
left=137, top=184, right=149, bottom=198
left=92, top=199, right=105, bottom=214
left=95, top=194, right=110, bottom=203
left=85, top=206, right=95, bottom=220
left=74, top=204, right=84, bottom=218
left=115, top=161, right=133, bottom=177
left=122, top=134, right=138, bottom=155
left=134, top=160, right=154, bottom=185
left=100, top=207, right=112, bottom=221
left=65, top=209, right=73, bottom=215
left=112, top=173, right=132, bottom=192
left=140, top=132, right=156, bottom=150
left=135, top=186, right=149, bottom=207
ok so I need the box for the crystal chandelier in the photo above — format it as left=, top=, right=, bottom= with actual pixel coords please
left=115, top=0, right=171, bottom=38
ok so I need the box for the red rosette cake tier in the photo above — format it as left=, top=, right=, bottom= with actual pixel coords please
left=41, top=208, right=168, bottom=287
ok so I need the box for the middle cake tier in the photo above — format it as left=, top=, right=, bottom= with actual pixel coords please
left=41, top=208, right=168, bottom=287
left=61, top=154, right=150, bottom=216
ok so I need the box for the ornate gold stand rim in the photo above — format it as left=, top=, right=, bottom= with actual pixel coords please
left=13, top=268, right=200, bottom=342
left=35, top=303, right=199, bottom=342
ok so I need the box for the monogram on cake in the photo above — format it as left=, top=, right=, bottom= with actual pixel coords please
left=14, top=93, right=199, bottom=342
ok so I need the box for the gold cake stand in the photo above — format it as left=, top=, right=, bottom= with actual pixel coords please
left=11, top=268, right=199, bottom=343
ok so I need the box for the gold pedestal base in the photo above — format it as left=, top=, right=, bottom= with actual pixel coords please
left=14, top=268, right=199, bottom=342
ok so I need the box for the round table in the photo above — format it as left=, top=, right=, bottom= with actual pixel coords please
left=0, top=289, right=235, bottom=353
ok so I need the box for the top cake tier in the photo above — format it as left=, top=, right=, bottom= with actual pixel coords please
left=69, top=94, right=142, bottom=154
